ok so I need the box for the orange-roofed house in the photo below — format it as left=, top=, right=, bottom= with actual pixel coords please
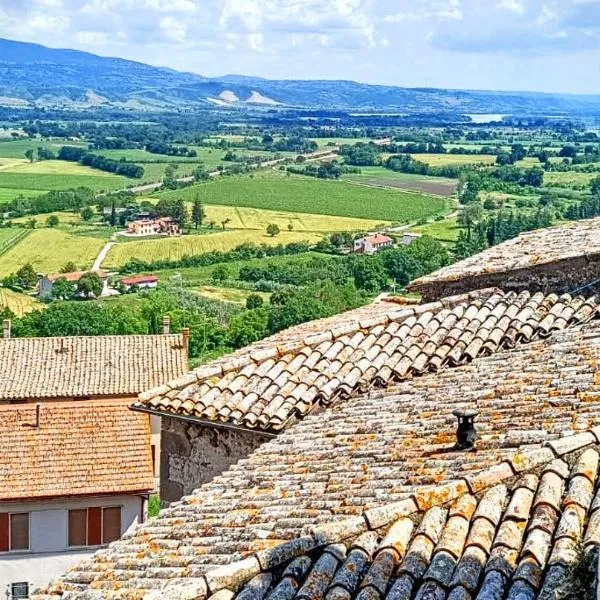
left=0, top=322, right=188, bottom=597
left=353, top=232, right=394, bottom=255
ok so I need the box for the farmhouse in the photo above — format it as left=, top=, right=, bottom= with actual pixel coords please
left=38, top=270, right=108, bottom=299
left=31, top=218, right=600, bottom=599
left=353, top=232, right=394, bottom=255
left=121, top=274, right=159, bottom=290
left=402, top=231, right=422, bottom=246
left=127, top=217, right=180, bottom=237
left=0, top=322, right=188, bottom=595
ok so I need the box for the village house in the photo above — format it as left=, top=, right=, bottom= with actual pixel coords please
left=120, top=274, right=159, bottom=291
left=127, top=217, right=180, bottom=237
left=31, top=217, right=600, bottom=599
left=353, top=232, right=394, bottom=255
left=0, top=320, right=188, bottom=596
left=38, top=270, right=108, bottom=300
left=401, top=231, right=422, bottom=246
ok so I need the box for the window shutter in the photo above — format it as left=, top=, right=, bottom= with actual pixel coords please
left=87, top=507, right=102, bottom=546
left=68, top=509, right=87, bottom=547
left=0, top=513, right=8, bottom=552
left=102, top=507, right=121, bottom=544
left=10, top=513, right=29, bottom=551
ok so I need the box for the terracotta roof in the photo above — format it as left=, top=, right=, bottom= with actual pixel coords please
left=0, top=399, right=154, bottom=501
left=363, top=234, right=393, bottom=244
left=47, top=270, right=108, bottom=283
left=0, top=334, right=187, bottom=400
left=121, top=275, right=159, bottom=285
left=136, top=289, right=600, bottom=431
left=35, top=318, right=600, bottom=598
left=408, top=216, right=600, bottom=298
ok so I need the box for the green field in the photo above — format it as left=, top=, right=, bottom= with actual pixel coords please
left=310, top=137, right=372, bottom=147
left=0, top=188, right=46, bottom=203
left=0, top=172, right=128, bottom=192
left=154, top=171, right=450, bottom=223
left=410, top=153, right=497, bottom=167
left=412, top=216, right=460, bottom=242
left=0, top=228, right=105, bottom=276
left=0, top=288, right=42, bottom=316
left=544, top=171, right=596, bottom=188
left=0, top=139, right=87, bottom=158
left=193, top=286, right=271, bottom=305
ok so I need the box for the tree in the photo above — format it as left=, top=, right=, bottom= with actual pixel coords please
left=221, top=218, right=231, bottom=230
left=163, top=164, right=179, bottom=189
left=109, top=199, right=117, bottom=227
left=27, top=218, right=37, bottom=229
left=458, top=202, right=485, bottom=234
left=24, top=149, right=35, bottom=163
left=380, top=249, right=420, bottom=286
left=591, top=176, right=600, bottom=196
left=192, top=198, right=206, bottom=229
left=267, top=223, right=280, bottom=237
left=211, top=264, right=230, bottom=284
left=80, top=206, right=94, bottom=221
left=287, top=222, right=294, bottom=232
left=16, top=263, right=38, bottom=289
left=352, top=258, right=387, bottom=293
left=76, top=272, right=103, bottom=298
left=246, top=294, right=264, bottom=309
left=46, top=214, right=60, bottom=227
left=227, top=308, right=269, bottom=347
left=52, top=277, right=75, bottom=300
left=60, top=261, right=78, bottom=273
left=193, top=166, right=210, bottom=181
left=172, top=198, right=188, bottom=231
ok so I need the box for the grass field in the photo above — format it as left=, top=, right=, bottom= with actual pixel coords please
left=0, top=171, right=128, bottom=193
left=0, top=228, right=105, bottom=276
left=544, top=171, right=596, bottom=188
left=11, top=211, right=83, bottom=225
left=341, top=166, right=457, bottom=197
left=412, top=216, right=460, bottom=242
left=104, top=230, right=323, bottom=269
left=155, top=171, right=450, bottom=223
left=0, top=288, right=42, bottom=316
left=0, top=188, right=46, bottom=203
left=193, top=286, right=271, bottom=305
left=0, top=139, right=87, bottom=158
left=410, top=153, right=497, bottom=167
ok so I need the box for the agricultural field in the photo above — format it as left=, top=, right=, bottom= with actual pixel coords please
left=0, top=288, right=42, bottom=316
left=0, top=171, right=128, bottom=193
left=0, top=138, right=87, bottom=158
left=0, top=228, right=105, bottom=276
left=202, top=204, right=388, bottom=232
left=310, top=137, right=372, bottom=147
left=155, top=171, right=451, bottom=223
left=411, top=216, right=460, bottom=242
left=544, top=171, right=596, bottom=189
left=193, top=286, right=271, bottom=305
left=103, top=229, right=323, bottom=269
left=341, top=166, right=457, bottom=197
left=0, top=188, right=46, bottom=203
left=410, top=153, right=497, bottom=167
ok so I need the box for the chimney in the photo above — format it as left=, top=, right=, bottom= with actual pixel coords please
left=181, top=327, right=190, bottom=354
left=162, top=315, right=170, bottom=335
left=3, top=319, right=11, bottom=339
left=452, top=408, right=479, bottom=450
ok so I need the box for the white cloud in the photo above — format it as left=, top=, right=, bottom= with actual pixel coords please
left=497, top=0, right=525, bottom=14
left=159, top=15, right=187, bottom=42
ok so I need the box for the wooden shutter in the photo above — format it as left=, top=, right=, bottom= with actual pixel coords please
left=102, top=507, right=121, bottom=544
left=87, top=507, right=102, bottom=546
left=9, top=513, right=29, bottom=551
left=68, top=509, right=87, bottom=546
left=0, top=513, right=8, bottom=551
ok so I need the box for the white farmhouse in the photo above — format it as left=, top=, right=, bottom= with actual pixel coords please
left=353, top=233, right=394, bottom=255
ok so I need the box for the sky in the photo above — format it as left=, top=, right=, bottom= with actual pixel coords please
left=0, top=0, right=599, bottom=94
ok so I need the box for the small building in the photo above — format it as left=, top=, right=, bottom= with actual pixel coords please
left=121, top=275, right=159, bottom=291
left=0, top=322, right=188, bottom=595
left=127, top=217, right=180, bottom=237
left=353, top=233, right=394, bottom=255
left=38, top=270, right=108, bottom=300
left=0, top=400, right=154, bottom=597
left=401, top=231, right=422, bottom=246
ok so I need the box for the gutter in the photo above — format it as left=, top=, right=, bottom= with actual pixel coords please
left=129, top=404, right=278, bottom=439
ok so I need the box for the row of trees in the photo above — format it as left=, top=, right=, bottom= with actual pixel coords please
left=58, top=146, right=144, bottom=178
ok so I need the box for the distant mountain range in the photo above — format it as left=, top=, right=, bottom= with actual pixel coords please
left=1, top=37, right=600, bottom=115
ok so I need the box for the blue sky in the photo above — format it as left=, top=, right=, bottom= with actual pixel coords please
left=0, top=0, right=598, bottom=94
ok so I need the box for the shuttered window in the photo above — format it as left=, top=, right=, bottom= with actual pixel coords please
left=10, top=514, right=29, bottom=551
left=68, top=507, right=121, bottom=546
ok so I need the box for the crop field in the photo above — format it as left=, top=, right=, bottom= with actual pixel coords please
left=412, top=216, right=460, bottom=242
left=155, top=171, right=450, bottom=222
left=0, top=188, right=46, bottom=203
left=11, top=211, right=83, bottom=225
left=103, top=230, right=323, bottom=269
left=193, top=286, right=271, bottom=305
left=0, top=289, right=42, bottom=317
left=310, top=137, right=372, bottom=148
left=203, top=204, right=388, bottom=232
left=410, top=153, right=497, bottom=167
left=544, top=171, right=596, bottom=188
left=0, top=171, right=128, bottom=192
left=1, top=159, right=119, bottom=176
left=341, top=167, right=457, bottom=197
left=0, top=228, right=105, bottom=276
left=0, top=228, right=31, bottom=256
left=0, top=139, right=87, bottom=158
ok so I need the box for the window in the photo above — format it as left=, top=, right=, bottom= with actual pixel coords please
left=11, top=582, right=29, bottom=599
left=0, top=513, right=29, bottom=552
left=68, top=507, right=121, bottom=547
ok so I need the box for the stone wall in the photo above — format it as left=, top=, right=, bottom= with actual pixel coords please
left=160, top=417, right=270, bottom=503
left=413, top=254, right=600, bottom=301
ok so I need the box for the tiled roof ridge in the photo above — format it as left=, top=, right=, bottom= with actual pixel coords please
left=144, top=427, right=600, bottom=600
left=137, top=288, right=501, bottom=404
left=0, top=332, right=184, bottom=342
